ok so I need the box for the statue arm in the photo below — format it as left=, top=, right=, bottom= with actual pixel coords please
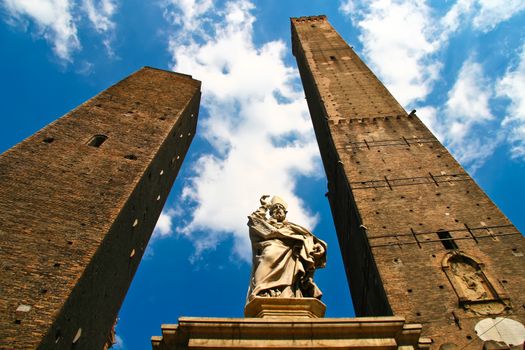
left=249, top=194, right=270, bottom=220
left=248, top=215, right=280, bottom=238
left=251, top=205, right=267, bottom=219
left=311, top=237, right=327, bottom=268
left=288, top=223, right=327, bottom=268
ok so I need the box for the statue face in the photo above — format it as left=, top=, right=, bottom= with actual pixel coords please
left=270, top=204, right=287, bottom=222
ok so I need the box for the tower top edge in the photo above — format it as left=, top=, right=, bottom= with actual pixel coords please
left=290, top=15, right=327, bottom=23
left=139, top=66, right=202, bottom=84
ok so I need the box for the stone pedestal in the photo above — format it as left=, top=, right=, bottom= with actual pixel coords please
left=151, top=316, right=432, bottom=349
left=244, top=297, right=326, bottom=318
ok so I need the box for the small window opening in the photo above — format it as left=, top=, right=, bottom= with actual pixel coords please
left=87, top=134, right=108, bottom=148
left=124, top=154, right=137, bottom=160
left=330, top=56, right=337, bottom=60
left=437, top=230, right=458, bottom=250
left=43, top=137, right=54, bottom=143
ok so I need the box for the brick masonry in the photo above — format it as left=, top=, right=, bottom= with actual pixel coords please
left=0, top=67, right=201, bottom=349
left=292, top=15, right=525, bottom=348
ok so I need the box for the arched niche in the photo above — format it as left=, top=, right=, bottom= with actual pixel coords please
left=441, top=252, right=509, bottom=315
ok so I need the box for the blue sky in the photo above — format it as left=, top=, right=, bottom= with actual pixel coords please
left=1, top=0, right=524, bottom=348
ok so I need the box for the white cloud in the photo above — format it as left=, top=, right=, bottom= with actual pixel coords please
left=344, top=0, right=442, bottom=106
left=473, top=0, right=525, bottom=32
left=2, top=0, right=80, bottom=61
left=339, top=0, right=355, bottom=15
left=166, top=0, right=321, bottom=262
left=112, top=334, right=124, bottom=349
left=445, top=59, right=494, bottom=129
left=163, top=0, right=213, bottom=32
left=2, top=0, right=119, bottom=61
left=431, top=58, right=500, bottom=171
left=497, top=43, right=525, bottom=159
left=152, top=209, right=177, bottom=239
left=417, top=52, right=525, bottom=171
left=82, top=0, right=118, bottom=55
left=441, top=0, right=525, bottom=33
left=440, top=0, right=474, bottom=35
left=416, top=105, right=443, bottom=140
left=83, top=0, right=116, bottom=33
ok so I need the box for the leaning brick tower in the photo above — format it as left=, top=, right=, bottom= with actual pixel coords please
left=0, top=67, right=201, bottom=349
left=292, top=15, right=525, bottom=347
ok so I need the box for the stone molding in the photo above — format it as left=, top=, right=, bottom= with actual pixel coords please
left=151, top=316, right=432, bottom=349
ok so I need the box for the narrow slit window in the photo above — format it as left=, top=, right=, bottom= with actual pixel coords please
left=87, top=134, right=108, bottom=148
left=437, top=230, right=458, bottom=250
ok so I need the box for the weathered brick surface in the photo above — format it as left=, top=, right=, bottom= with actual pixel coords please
left=0, top=67, right=201, bottom=349
left=292, top=16, right=525, bottom=348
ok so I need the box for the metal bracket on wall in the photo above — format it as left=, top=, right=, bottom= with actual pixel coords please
left=350, top=173, right=471, bottom=190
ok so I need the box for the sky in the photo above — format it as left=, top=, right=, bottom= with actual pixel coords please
left=1, top=0, right=524, bottom=348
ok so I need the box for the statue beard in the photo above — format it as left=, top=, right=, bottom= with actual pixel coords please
left=272, top=212, right=286, bottom=222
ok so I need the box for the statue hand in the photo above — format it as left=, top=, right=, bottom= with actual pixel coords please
left=260, top=194, right=271, bottom=206
left=311, top=243, right=325, bottom=259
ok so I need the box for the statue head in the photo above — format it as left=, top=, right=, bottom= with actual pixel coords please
left=269, top=196, right=287, bottom=222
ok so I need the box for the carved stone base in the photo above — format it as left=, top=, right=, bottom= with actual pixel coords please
left=244, top=297, right=326, bottom=318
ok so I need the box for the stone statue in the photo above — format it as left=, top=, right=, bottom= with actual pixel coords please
left=246, top=195, right=327, bottom=302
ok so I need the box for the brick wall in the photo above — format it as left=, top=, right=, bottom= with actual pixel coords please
left=0, top=67, right=201, bottom=349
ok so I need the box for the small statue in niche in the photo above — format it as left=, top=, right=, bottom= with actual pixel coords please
left=442, top=253, right=509, bottom=315
left=246, top=195, right=327, bottom=302
left=449, top=255, right=495, bottom=302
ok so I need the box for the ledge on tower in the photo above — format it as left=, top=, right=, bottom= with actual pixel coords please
left=290, top=15, right=327, bottom=23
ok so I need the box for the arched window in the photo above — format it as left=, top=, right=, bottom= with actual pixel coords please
left=87, top=134, right=108, bottom=148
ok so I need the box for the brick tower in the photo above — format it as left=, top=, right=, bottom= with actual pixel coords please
left=292, top=16, right=525, bottom=347
left=0, top=67, right=201, bottom=349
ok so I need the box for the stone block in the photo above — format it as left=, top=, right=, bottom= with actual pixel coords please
left=244, top=297, right=326, bottom=318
